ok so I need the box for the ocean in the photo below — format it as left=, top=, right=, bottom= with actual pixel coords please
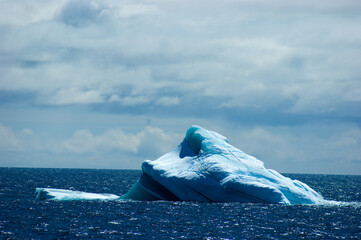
left=1, top=168, right=360, bottom=239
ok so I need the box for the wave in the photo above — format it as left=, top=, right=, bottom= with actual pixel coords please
left=320, top=200, right=361, bottom=207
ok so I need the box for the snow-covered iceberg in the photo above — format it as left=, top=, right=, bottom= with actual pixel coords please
left=123, top=125, right=324, bottom=204
left=36, top=126, right=324, bottom=204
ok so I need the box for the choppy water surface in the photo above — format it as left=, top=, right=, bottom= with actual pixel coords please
left=1, top=168, right=360, bottom=239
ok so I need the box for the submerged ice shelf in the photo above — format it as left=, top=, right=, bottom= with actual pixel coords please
left=37, top=126, right=324, bottom=204
left=36, top=188, right=120, bottom=201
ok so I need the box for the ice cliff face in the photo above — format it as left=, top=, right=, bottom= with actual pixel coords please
left=124, top=125, right=324, bottom=204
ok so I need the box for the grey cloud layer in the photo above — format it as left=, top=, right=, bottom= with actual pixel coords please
left=1, top=0, right=360, bottom=119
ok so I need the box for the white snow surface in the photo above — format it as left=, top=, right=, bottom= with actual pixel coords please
left=141, top=125, right=324, bottom=204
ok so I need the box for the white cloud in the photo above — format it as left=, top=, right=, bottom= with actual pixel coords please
left=54, top=126, right=179, bottom=158
left=242, top=0, right=361, bottom=12
left=0, top=123, right=19, bottom=150
left=108, top=95, right=179, bottom=107
left=227, top=123, right=361, bottom=174
left=109, top=95, right=151, bottom=106
left=343, top=86, right=361, bottom=102
left=0, top=0, right=66, bottom=26
left=55, top=129, right=137, bottom=153
left=46, top=88, right=104, bottom=105
left=155, top=96, right=180, bottom=106
left=98, top=1, right=158, bottom=19
left=108, top=94, right=121, bottom=102
left=136, top=126, right=179, bottom=157
left=22, top=128, right=34, bottom=135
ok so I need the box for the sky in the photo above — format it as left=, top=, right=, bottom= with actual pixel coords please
left=0, top=0, right=360, bottom=174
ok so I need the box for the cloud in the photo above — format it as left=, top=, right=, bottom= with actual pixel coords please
left=0, top=123, right=19, bottom=150
left=54, top=126, right=179, bottom=158
left=59, top=0, right=103, bottom=28
left=58, top=0, right=158, bottom=28
left=108, top=94, right=179, bottom=107
left=1, top=0, right=360, bottom=119
left=54, top=129, right=138, bottom=154
left=226, top=122, right=361, bottom=174
left=155, top=96, right=180, bottom=106
left=136, top=126, right=179, bottom=157
left=0, top=0, right=158, bottom=27
left=108, top=95, right=151, bottom=106
left=22, top=128, right=34, bottom=135
left=46, top=88, right=104, bottom=105
left=0, top=0, right=65, bottom=26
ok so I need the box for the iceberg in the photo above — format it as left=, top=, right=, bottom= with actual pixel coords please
left=36, top=126, right=324, bottom=204
left=122, top=125, right=324, bottom=204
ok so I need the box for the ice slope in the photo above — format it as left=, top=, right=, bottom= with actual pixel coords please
left=125, top=125, right=324, bottom=204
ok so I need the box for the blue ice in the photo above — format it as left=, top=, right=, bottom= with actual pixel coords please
left=124, top=125, right=324, bottom=204
left=36, top=126, right=324, bottom=204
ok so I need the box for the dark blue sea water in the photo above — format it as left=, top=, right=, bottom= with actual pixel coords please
left=1, top=168, right=360, bottom=239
